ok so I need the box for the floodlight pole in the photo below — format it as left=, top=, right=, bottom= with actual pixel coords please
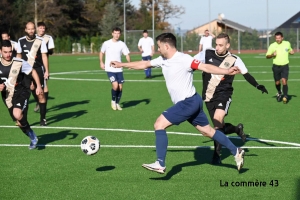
left=266, top=0, right=269, bottom=48
left=152, top=0, right=155, bottom=40
left=208, top=0, right=211, bottom=31
left=34, top=0, right=37, bottom=27
left=124, top=0, right=126, bottom=43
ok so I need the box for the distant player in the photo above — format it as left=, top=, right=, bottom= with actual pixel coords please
left=138, top=30, right=154, bottom=78
left=1, top=31, right=18, bottom=57
left=32, top=21, right=55, bottom=112
left=199, top=29, right=215, bottom=53
left=266, top=31, right=294, bottom=104
left=0, top=40, right=43, bottom=149
left=194, top=33, right=268, bottom=164
left=99, top=27, right=130, bottom=111
left=16, top=22, right=49, bottom=126
left=111, top=33, right=245, bottom=174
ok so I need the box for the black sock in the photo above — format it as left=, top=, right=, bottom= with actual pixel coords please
left=39, top=103, right=46, bottom=120
left=8, top=107, right=15, bottom=122
left=282, top=85, right=288, bottom=96
left=275, top=84, right=281, bottom=93
left=224, top=123, right=237, bottom=135
left=214, top=128, right=225, bottom=156
left=44, top=92, right=49, bottom=108
left=18, top=116, right=31, bottom=136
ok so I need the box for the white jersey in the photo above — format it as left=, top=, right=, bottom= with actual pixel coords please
left=199, top=35, right=213, bottom=51
left=194, top=49, right=248, bottom=74
left=10, top=40, right=18, bottom=51
left=150, top=51, right=196, bottom=104
left=101, top=39, right=130, bottom=72
left=138, top=37, right=154, bottom=57
left=36, top=34, right=55, bottom=49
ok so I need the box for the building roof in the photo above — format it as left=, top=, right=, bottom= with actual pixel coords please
left=189, top=18, right=253, bottom=34
left=216, top=18, right=253, bottom=33
left=272, top=11, right=300, bottom=32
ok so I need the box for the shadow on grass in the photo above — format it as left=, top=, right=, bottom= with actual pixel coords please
left=96, top=166, right=115, bottom=172
left=296, top=178, right=300, bottom=200
left=31, top=110, right=88, bottom=126
left=29, top=96, right=55, bottom=104
left=150, top=147, right=249, bottom=181
left=149, top=74, right=163, bottom=79
left=272, top=94, right=297, bottom=103
left=47, top=100, right=90, bottom=112
left=37, top=130, right=78, bottom=150
left=121, top=98, right=150, bottom=108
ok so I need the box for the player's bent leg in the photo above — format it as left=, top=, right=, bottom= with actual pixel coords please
left=13, top=108, right=38, bottom=149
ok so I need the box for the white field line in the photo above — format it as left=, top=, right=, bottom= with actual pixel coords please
left=1, top=144, right=300, bottom=149
left=1, top=125, right=300, bottom=147
left=48, top=77, right=300, bottom=82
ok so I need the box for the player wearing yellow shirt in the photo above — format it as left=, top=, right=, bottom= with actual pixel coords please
left=266, top=32, right=294, bottom=104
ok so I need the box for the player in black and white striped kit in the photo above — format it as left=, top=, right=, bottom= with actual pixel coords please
left=16, top=22, right=49, bottom=126
left=195, top=33, right=268, bottom=164
left=0, top=40, right=43, bottom=149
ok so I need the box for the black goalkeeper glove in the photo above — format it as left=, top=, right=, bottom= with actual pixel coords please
left=256, top=85, right=268, bottom=94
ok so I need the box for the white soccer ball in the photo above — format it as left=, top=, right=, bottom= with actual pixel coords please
left=81, top=136, right=100, bottom=155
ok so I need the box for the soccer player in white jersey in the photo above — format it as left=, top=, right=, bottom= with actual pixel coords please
left=111, top=33, right=245, bottom=174
left=199, top=29, right=215, bottom=53
left=31, top=21, right=55, bottom=112
left=99, top=27, right=130, bottom=111
left=138, top=30, right=154, bottom=78
left=194, top=33, right=268, bottom=165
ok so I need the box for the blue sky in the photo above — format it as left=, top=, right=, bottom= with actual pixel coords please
left=130, top=0, right=299, bottom=30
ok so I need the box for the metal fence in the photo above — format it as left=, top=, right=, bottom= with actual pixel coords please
left=55, top=28, right=299, bottom=54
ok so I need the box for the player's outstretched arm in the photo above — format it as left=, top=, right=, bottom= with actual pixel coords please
left=111, top=60, right=151, bottom=70
left=196, top=62, right=239, bottom=75
left=243, top=73, right=268, bottom=94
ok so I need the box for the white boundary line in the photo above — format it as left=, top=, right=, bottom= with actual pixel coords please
left=1, top=125, right=300, bottom=148
left=0, top=144, right=300, bottom=149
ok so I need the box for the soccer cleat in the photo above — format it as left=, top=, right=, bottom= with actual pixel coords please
left=276, top=92, right=282, bottom=102
left=116, top=104, right=122, bottom=111
left=34, top=103, right=40, bottom=112
left=28, top=130, right=38, bottom=150
left=282, top=96, right=288, bottom=104
left=142, top=161, right=166, bottom=174
left=237, top=123, right=247, bottom=142
left=234, top=148, right=245, bottom=171
left=111, top=101, right=117, bottom=111
left=40, top=119, right=47, bottom=126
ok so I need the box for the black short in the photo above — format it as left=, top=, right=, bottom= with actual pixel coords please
left=12, top=90, right=30, bottom=112
left=272, top=64, right=289, bottom=81
left=205, top=97, right=232, bottom=121
left=33, top=66, right=45, bottom=89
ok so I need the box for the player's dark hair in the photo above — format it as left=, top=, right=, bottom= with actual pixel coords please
left=0, top=40, right=12, bottom=48
left=156, top=33, right=177, bottom=48
left=37, top=21, right=46, bottom=28
left=275, top=32, right=283, bottom=37
left=216, top=33, right=230, bottom=43
left=143, top=30, right=148, bottom=33
left=112, top=27, right=122, bottom=33
left=1, top=31, right=9, bottom=36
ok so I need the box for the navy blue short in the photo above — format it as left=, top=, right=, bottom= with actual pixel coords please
left=142, top=55, right=152, bottom=61
left=107, top=72, right=125, bottom=84
left=162, top=93, right=209, bottom=127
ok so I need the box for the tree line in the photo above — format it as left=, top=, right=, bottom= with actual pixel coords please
left=0, top=0, right=185, bottom=41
